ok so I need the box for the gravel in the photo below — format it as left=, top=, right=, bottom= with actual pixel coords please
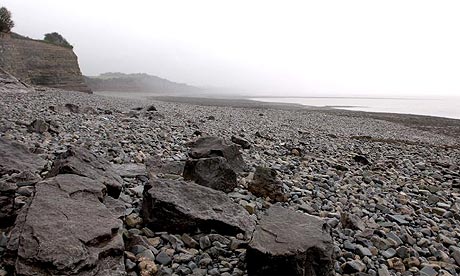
left=1, top=88, right=459, bottom=275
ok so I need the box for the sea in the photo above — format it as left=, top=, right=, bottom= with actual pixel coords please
left=251, top=97, right=460, bottom=120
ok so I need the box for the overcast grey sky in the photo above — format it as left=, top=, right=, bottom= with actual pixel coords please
left=3, top=0, right=460, bottom=97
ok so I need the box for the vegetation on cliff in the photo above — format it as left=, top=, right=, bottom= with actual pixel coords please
left=0, top=7, right=14, bottom=33
left=43, top=32, right=73, bottom=49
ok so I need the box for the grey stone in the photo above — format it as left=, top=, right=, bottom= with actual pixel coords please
left=156, top=251, right=172, bottom=265
left=0, top=138, right=46, bottom=226
left=188, top=136, right=246, bottom=172
left=48, top=146, right=123, bottom=198
left=5, top=174, right=125, bottom=275
left=341, top=212, right=365, bottom=231
left=183, top=157, right=237, bottom=193
left=231, top=136, right=251, bottom=149
left=420, top=265, right=437, bottom=276
left=382, top=248, right=397, bottom=258
left=199, top=236, right=211, bottom=249
left=247, top=205, right=334, bottom=276
left=342, top=260, right=366, bottom=273
left=248, top=166, right=288, bottom=202
left=27, top=119, right=50, bottom=133
left=142, top=178, right=255, bottom=236
left=112, top=163, right=147, bottom=177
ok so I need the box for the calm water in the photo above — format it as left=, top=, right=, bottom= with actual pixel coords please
left=251, top=97, right=460, bottom=120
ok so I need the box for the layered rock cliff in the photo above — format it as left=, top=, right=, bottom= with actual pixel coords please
left=0, top=33, right=91, bottom=93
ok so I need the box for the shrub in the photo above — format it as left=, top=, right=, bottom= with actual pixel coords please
left=43, top=32, right=73, bottom=48
left=0, top=7, right=14, bottom=33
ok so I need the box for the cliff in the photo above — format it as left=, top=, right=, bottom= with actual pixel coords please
left=0, top=33, right=91, bottom=93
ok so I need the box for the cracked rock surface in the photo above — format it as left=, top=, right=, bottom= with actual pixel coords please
left=5, top=174, right=125, bottom=275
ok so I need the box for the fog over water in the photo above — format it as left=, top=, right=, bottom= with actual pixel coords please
left=252, top=97, right=460, bottom=119
left=4, top=0, right=460, bottom=98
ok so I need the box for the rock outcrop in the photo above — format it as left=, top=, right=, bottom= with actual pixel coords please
left=0, top=33, right=91, bottom=93
left=47, top=146, right=123, bottom=198
left=142, top=178, right=255, bottom=236
left=247, top=205, right=334, bottom=276
left=0, top=137, right=46, bottom=227
left=5, top=174, right=125, bottom=275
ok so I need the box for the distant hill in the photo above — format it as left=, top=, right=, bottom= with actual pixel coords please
left=84, top=72, right=202, bottom=94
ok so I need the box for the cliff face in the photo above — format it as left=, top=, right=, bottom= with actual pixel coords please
left=0, top=33, right=91, bottom=93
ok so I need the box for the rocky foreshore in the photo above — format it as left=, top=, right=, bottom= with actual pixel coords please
left=0, top=87, right=459, bottom=276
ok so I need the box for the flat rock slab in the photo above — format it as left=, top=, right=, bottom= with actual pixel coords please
left=183, top=157, right=237, bottom=192
left=142, top=178, right=255, bottom=236
left=247, top=205, right=334, bottom=276
left=0, top=137, right=47, bottom=177
left=188, top=136, right=246, bottom=172
left=5, top=174, right=125, bottom=275
left=112, top=163, right=147, bottom=178
left=48, top=146, right=123, bottom=198
left=146, top=157, right=185, bottom=178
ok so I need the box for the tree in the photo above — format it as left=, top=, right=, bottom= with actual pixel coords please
left=43, top=32, right=73, bottom=48
left=0, top=7, right=14, bottom=33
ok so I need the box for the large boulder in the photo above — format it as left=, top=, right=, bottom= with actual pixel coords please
left=142, top=178, right=255, bottom=236
left=248, top=167, right=288, bottom=202
left=183, top=157, right=237, bottom=192
left=48, top=146, right=123, bottom=198
left=5, top=174, right=125, bottom=275
left=247, top=205, right=334, bottom=276
left=188, top=137, right=246, bottom=172
left=0, top=138, right=46, bottom=227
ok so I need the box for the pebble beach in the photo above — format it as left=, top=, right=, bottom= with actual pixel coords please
left=1, top=88, right=460, bottom=276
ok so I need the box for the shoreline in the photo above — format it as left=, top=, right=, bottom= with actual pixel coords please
left=143, top=94, right=460, bottom=139
left=95, top=92, right=460, bottom=139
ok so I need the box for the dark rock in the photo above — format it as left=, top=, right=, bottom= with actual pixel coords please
left=353, top=155, right=370, bottom=165
left=199, top=236, right=211, bottom=249
left=48, top=146, right=123, bottom=198
left=27, top=119, right=49, bottom=133
left=142, top=178, right=255, bottom=236
left=0, top=182, right=16, bottom=228
left=342, top=260, right=366, bottom=273
left=231, top=136, right=251, bottom=149
left=0, top=138, right=46, bottom=227
left=146, top=156, right=185, bottom=178
left=183, top=157, right=237, bottom=192
left=247, top=205, right=334, bottom=276
left=188, top=137, right=246, bottom=172
left=420, top=265, right=437, bottom=276
left=146, top=105, right=157, bottom=112
left=340, top=212, right=365, bottom=231
left=5, top=174, right=125, bottom=275
left=0, top=137, right=47, bottom=177
left=156, top=251, right=172, bottom=265
left=64, top=103, right=80, bottom=113
left=112, top=163, right=147, bottom=178
left=248, top=166, right=287, bottom=202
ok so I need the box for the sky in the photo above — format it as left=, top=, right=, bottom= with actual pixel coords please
left=3, top=0, right=460, bottom=97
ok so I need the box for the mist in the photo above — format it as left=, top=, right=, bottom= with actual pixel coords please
left=4, top=0, right=460, bottom=97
